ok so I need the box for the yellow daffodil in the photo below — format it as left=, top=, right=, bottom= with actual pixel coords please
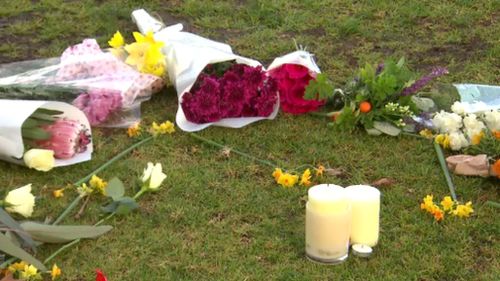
left=277, top=173, right=298, bottom=188
left=52, top=188, right=64, bottom=198
left=435, top=134, right=450, bottom=149
left=8, top=261, right=28, bottom=273
left=419, top=129, right=434, bottom=139
left=20, top=264, right=40, bottom=280
left=452, top=201, right=474, bottom=218
left=127, top=122, right=141, bottom=137
left=432, top=208, right=444, bottom=222
left=89, top=175, right=107, bottom=195
left=300, top=169, right=312, bottom=187
left=108, top=31, right=125, bottom=48
left=420, top=195, right=436, bottom=213
left=77, top=183, right=94, bottom=197
left=471, top=131, right=485, bottom=145
left=315, top=165, right=325, bottom=177
left=133, top=31, right=162, bottom=47
left=150, top=121, right=175, bottom=136
left=272, top=168, right=283, bottom=182
left=51, top=264, right=62, bottom=280
left=124, top=42, right=149, bottom=70
left=440, top=196, right=454, bottom=212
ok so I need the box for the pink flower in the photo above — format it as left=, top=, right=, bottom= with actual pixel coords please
left=36, top=119, right=91, bottom=159
left=73, top=90, right=123, bottom=125
left=269, top=63, right=325, bottom=115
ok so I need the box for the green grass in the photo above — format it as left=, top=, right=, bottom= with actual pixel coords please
left=1, top=0, right=499, bottom=280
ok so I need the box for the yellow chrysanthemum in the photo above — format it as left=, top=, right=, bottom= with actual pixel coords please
left=150, top=121, right=175, bottom=136
left=471, top=131, right=485, bottom=145
left=89, top=175, right=107, bottom=195
left=452, top=201, right=474, bottom=218
left=272, top=168, right=283, bottom=182
left=108, top=31, right=125, bottom=48
left=52, top=188, right=64, bottom=198
left=300, top=169, right=312, bottom=187
left=315, top=165, right=325, bottom=177
left=419, top=129, right=434, bottom=139
left=127, top=122, right=141, bottom=137
left=440, top=196, right=454, bottom=212
left=51, top=264, right=62, bottom=280
left=277, top=173, right=298, bottom=188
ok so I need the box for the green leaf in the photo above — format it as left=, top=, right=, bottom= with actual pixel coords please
left=104, top=178, right=125, bottom=201
left=115, top=197, right=139, bottom=215
left=0, top=208, right=36, bottom=251
left=32, top=108, right=63, bottom=116
left=0, top=233, right=46, bottom=271
left=21, top=127, right=51, bottom=141
left=101, top=201, right=119, bottom=214
left=373, top=121, right=401, bottom=136
left=19, top=222, right=113, bottom=243
left=397, top=57, right=405, bottom=68
left=303, top=73, right=334, bottom=101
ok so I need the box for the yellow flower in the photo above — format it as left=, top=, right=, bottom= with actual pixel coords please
left=440, top=196, right=454, bottom=212
left=419, top=129, right=434, bottom=139
left=124, top=42, right=149, bottom=70
left=77, top=183, right=94, bottom=197
left=471, top=131, right=485, bottom=145
left=20, top=264, right=39, bottom=280
left=420, top=195, right=435, bottom=213
left=435, top=134, right=450, bottom=149
left=277, top=173, right=298, bottom=188
left=300, top=169, right=312, bottom=187
left=452, top=201, right=474, bottom=218
left=272, top=168, right=283, bottom=182
left=127, top=122, right=141, bottom=137
left=432, top=208, right=444, bottom=222
left=150, top=121, right=175, bottom=136
left=108, top=31, right=125, bottom=48
left=52, top=188, right=64, bottom=198
left=89, top=175, right=107, bottom=195
left=8, top=261, right=28, bottom=273
left=51, top=264, right=62, bottom=280
left=315, top=165, right=325, bottom=177
left=5, top=184, right=36, bottom=218
left=133, top=31, right=162, bottom=47
left=23, top=149, right=55, bottom=172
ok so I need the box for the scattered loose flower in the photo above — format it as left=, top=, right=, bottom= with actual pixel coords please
left=50, top=264, right=62, bottom=280
left=141, top=162, right=167, bottom=191
left=277, top=173, right=299, bottom=188
left=420, top=194, right=474, bottom=221
left=127, top=122, right=141, bottom=137
left=150, top=121, right=175, bottom=136
left=315, top=165, right=325, bottom=177
left=300, top=169, right=312, bottom=186
left=52, top=188, right=65, bottom=198
left=3, top=184, right=36, bottom=218
left=89, top=175, right=107, bottom=195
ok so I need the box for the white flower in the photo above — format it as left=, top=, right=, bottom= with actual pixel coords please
left=448, top=132, right=469, bottom=151
left=432, top=111, right=463, bottom=134
left=463, top=113, right=486, bottom=140
left=483, top=110, right=500, bottom=131
left=4, top=184, right=36, bottom=218
left=141, top=162, right=167, bottom=190
left=23, top=149, right=55, bottom=172
left=451, top=101, right=466, bottom=115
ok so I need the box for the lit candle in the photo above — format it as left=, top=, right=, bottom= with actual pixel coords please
left=305, top=184, right=351, bottom=264
left=345, top=185, right=380, bottom=247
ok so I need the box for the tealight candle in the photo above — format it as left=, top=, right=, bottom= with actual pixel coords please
left=305, top=184, right=351, bottom=264
left=345, top=185, right=380, bottom=247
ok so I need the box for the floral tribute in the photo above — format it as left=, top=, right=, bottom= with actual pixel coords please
left=420, top=195, right=474, bottom=222
left=181, top=62, right=278, bottom=124
left=268, top=63, right=325, bottom=115
left=272, top=165, right=325, bottom=188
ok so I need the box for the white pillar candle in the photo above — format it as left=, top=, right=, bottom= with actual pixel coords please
left=305, top=184, right=351, bottom=263
left=345, top=185, right=380, bottom=247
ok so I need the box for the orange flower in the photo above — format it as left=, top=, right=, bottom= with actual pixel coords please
left=432, top=208, right=444, bottom=222
left=315, top=165, right=325, bottom=177
left=492, top=130, right=500, bottom=139
left=492, top=160, right=500, bottom=178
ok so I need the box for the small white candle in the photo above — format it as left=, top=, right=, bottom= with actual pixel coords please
left=345, top=185, right=380, bottom=247
left=305, top=184, right=351, bottom=263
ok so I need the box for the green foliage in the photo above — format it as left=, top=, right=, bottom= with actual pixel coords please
left=464, top=131, right=500, bottom=158
left=0, top=233, right=46, bottom=271
left=21, top=108, right=63, bottom=142
left=102, top=177, right=138, bottom=215
left=19, top=222, right=113, bottom=244
left=303, top=73, right=334, bottom=101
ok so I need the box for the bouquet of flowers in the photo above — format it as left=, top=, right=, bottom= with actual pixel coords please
left=333, top=58, right=448, bottom=136
left=267, top=50, right=329, bottom=115
left=424, top=103, right=500, bottom=178
left=0, top=37, right=164, bottom=127
left=132, top=9, right=280, bottom=132
left=0, top=100, right=93, bottom=171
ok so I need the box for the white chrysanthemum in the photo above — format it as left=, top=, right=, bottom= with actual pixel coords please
left=432, top=111, right=463, bottom=134
left=451, top=101, right=466, bottom=115
left=448, top=131, right=469, bottom=151
left=483, top=110, right=500, bottom=131
left=463, top=113, right=486, bottom=139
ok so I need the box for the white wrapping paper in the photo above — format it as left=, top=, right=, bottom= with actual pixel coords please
left=267, top=50, right=321, bottom=74
left=132, top=9, right=279, bottom=132
left=454, top=84, right=500, bottom=113
left=0, top=100, right=93, bottom=167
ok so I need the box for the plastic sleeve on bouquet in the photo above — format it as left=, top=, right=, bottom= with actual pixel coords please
left=0, top=99, right=93, bottom=167
left=453, top=84, right=500, bottom=113
left=267, top=50, right=321, bottom=73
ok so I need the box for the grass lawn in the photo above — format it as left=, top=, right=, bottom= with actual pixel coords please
left=1, top=0, right=499, bottom=280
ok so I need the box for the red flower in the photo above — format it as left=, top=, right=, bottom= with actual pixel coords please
left=269, top=63, right=325, bottom=115
left=96, top=269, right=108, bottom=281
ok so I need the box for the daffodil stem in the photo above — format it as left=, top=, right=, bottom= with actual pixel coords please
left=52, top=136, right=153, bottom=225
left=43, top=188, right=149, bottom=264
left=0, top=257, right=16, bottom=269
left=189, top=133, right=276, bottom=168
left=434, top=142, right=458, bottom=201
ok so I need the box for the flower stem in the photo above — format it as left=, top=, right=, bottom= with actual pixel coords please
left=189, top=133, right=277, bottom=168
left=0, top=257, right=16, bottom=269
left=52, top=136, right=153, bottom=225
left=433, top=142, right=458, bottom=201
left=486, top=201, right=500, bottom=208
